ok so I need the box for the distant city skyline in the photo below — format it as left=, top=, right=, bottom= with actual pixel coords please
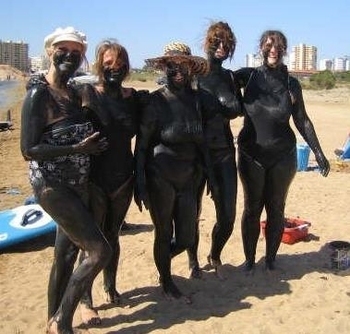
left=1, top=1, right=349, bottom=70
left=2, top=38, right=349, bottom=73
left=245, top=44, right=350, bottom=71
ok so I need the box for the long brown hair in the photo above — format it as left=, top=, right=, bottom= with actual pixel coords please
left=204, top=21, right=236, bottom=60
left=259, top=30, right=287, bottom=56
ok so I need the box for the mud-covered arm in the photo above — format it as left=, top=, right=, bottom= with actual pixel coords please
left=134, top=89, right=151, bottom=125
left=217, top=86, right=243, bottom=119
left=198, top=88, right=240, bottom=120
left=134, top=95, right=157, bottom=211
left=198, top=139, right=219, bottom=199
left=290, top=77, right=330, bottom=176
left=20, top=86, right=107, bottom=161
left=135, top=89, right=151, bottom=107
left=233, top=67, right=255, bottom=90
left=76, top=83, right=99, bottom=113
left=222, top=69, right=244, bottom=118
left=196, top=94, right=219, bottom=198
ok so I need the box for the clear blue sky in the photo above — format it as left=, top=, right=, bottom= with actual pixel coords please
left=1, top=0, right=349, bottom=69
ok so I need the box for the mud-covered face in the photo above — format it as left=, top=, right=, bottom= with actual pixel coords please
left=53, top=45, right=82, bottom=77
left=103, top=66, right=127, bottom=87
left=208, top=36, right=230, bottom=61
left=165, top=61, right=190, bottom=89
left=102, top=49, right=127, bottom=88
left=166, top=62, right=189, bottom=77
left=262, top=37, right=285, bottom=67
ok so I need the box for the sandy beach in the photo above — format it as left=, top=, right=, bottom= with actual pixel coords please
left=0, top=79, right=350, bottom=334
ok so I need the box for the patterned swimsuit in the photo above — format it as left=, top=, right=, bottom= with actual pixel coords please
left=29, top=120, right=94, bottom=189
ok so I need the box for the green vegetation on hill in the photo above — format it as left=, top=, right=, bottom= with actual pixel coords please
left=334, top=71, right=350, bottom=83
left=128, top=68, right=350, bottom=90
left=309, top=70, right=336, bottom=90
left=127, top=69, right=158, bottom=82
left=299, top=70, right=350, bottom=90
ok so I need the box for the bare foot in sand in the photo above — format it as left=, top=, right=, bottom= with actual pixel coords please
left=189, top=265, right=202, bottom=279
left=80, top=303, right=101, bottom=326
left=46, top=318, right=59, bottom=334
left=46, top=319, right=90, bottom=334
left=242, top=261, right=255, bottom=276
left=46, top=317, right=74, bottom=334
left=215, top=264, right=227, bottom=280
left=207, top=255, right=226, bottom=280
left=105, top=289, right=121, bottom=304
left=163, top=291, right=192, bottom=304
left=162, top=280, right=192, bottom=304
left=264, top=261, right=285, bottom=276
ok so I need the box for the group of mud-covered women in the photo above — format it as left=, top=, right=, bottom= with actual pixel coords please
left=20, top=21, right=329, bottom=333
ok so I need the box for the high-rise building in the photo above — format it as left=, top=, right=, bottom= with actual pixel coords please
left=319, top=59, right=333, bottom=71
left=333, top=57, right=346, bottom=71
left=344, top=56, right=350, bottom=71
left=0, top=40, right=29, bottom=72
left=290, top=44, right=317, bottom=71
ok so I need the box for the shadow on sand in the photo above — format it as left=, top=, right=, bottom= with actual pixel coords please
left=77, top=237, right=349, bottom=334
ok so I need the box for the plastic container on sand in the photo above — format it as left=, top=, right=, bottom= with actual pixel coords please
left=297, top=143, right=311, bottom=171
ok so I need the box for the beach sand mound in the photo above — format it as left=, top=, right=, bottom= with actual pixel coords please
left=0, top=64, right=27, bottom=81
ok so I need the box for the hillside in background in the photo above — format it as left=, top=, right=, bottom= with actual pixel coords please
left=0, top=65, right=27, bottom=81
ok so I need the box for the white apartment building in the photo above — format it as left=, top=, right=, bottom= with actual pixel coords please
left=319, top=59, right=333, bottom=71
left=346, top=58, right=350, bottom=71
left=289, top=44, right=317, bottom=71
left=333, top=57, right=346, bottom=71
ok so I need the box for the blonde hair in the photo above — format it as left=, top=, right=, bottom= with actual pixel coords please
left=93, top=39, right=130, bottom=83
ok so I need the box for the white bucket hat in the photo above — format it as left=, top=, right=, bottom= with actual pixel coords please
left=44, top=26, right=87, bottom=54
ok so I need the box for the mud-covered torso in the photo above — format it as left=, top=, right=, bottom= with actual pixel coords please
left=28, top=82, right=94, bottom=188
left=198, top=69, right=236, bottom=153
left=158, top=88, right=203, bottom=144
left=88, top=88, right=140, bottom=193
left=145, top=86, right=204, bottom=183
left=238, top=65, right=296, bottom=166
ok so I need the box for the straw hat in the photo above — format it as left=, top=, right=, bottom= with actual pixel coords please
left=145, top=42, right=208, bottom=75
left=44, top=26, right=88, bottom=54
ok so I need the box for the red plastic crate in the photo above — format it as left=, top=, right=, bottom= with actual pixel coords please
left=260, top=217, right=311, bottom=245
